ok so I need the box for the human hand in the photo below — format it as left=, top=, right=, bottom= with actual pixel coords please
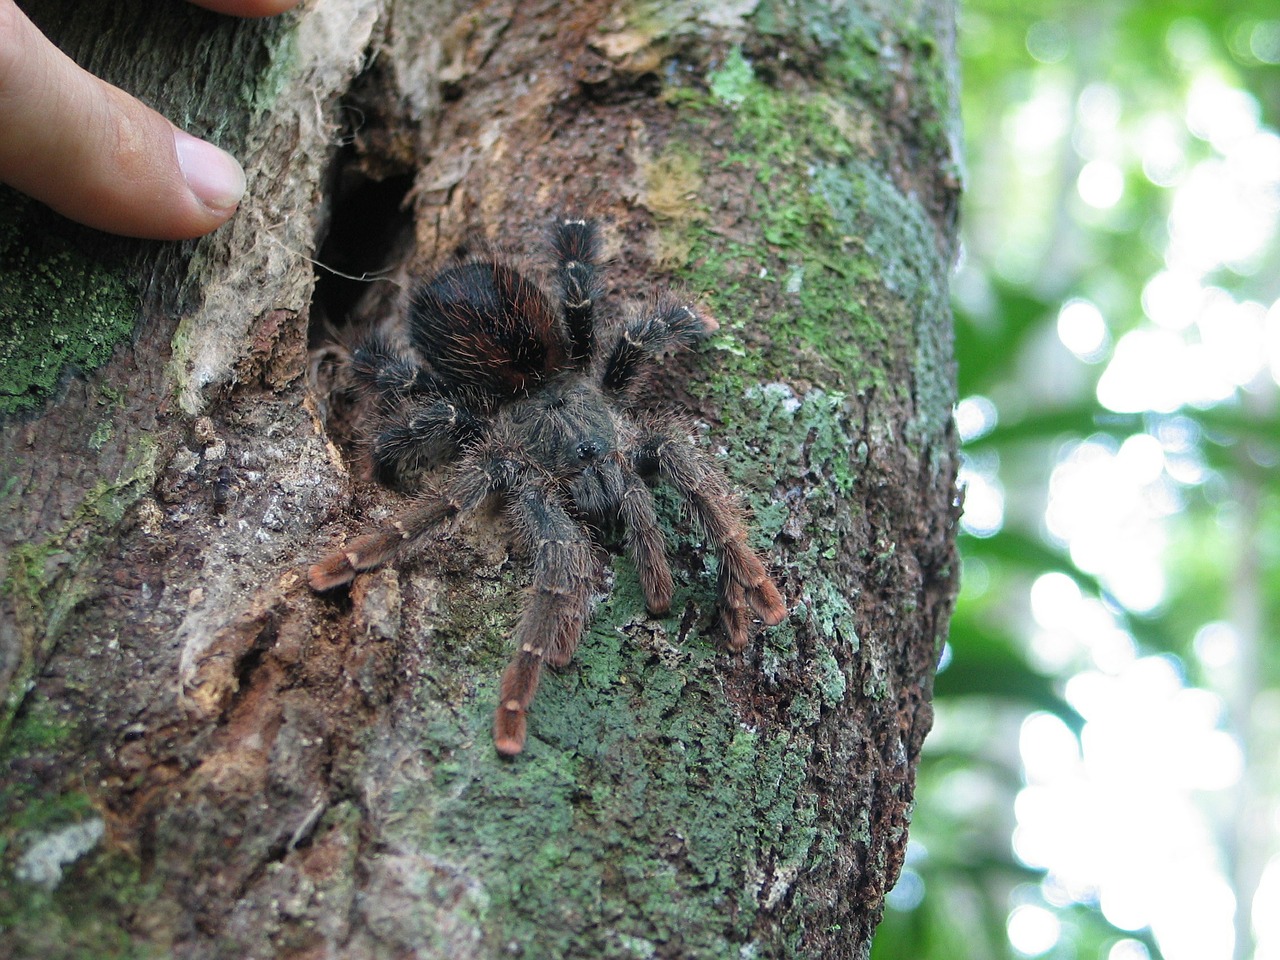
left=0, top=0, right=301, bottom=240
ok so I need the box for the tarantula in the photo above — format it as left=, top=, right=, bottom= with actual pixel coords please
left=309, top=219, right=786, bottom=756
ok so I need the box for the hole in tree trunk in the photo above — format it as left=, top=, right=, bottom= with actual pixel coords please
left=309, top=162, right=415, bottom=339
left=306, top=57, right=423, bottom=448
left=309, top=51, right=422, bottom=341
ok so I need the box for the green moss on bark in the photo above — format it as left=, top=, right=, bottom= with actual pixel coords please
left=0, top=839, right=163, bottom=960
left=1, top=435, right=158, bottom=738
left=397, top=573, right=823, bottom=956
left=668, top=45, right=955, bottom=464
left=0, top=193, right=138, bottom=416
left=245, top=26, right=300, bottom=117
left=0, top=699, right=162, bottom=960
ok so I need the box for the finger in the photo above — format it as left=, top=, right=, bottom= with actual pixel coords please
left=185, top=0, right=302, bottom=16
left=0, top=1, right=245, bottom=240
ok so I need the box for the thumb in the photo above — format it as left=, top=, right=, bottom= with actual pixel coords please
left=0, top=1, right=246, bottom=240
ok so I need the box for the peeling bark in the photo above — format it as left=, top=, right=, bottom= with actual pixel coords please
left=0, top=0, right=961, bottom=957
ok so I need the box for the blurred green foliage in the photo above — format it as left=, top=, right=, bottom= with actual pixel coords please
left=873, top=1, right=1280, bottom=958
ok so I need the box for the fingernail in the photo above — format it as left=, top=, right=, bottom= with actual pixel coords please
left=173, top=129, right=246, bottom=214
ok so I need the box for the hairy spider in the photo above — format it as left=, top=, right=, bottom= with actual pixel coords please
left=309, top=219, right=786, bottom=756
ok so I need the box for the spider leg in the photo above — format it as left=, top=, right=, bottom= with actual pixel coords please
left=571, top=451, right=673, bottom=615
left=368, top=397, right=487, bottom=484
left=349, top=330, right=444, bottom=408
left=600, top=298, right=719, bottom=395
left=633, top=430, right=786, bottom=649
left=551, top=218, right=602, bottom=365
left=308, top=444, right=520, bottom=591
left=495, top=479, right=595, bottom=756
left=616, top=461, right=674, bottom=616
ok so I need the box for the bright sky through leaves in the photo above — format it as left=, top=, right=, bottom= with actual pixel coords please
left=997, top=11, right=1278, bottom=960
left=877, top=4, right=1280, bottom=960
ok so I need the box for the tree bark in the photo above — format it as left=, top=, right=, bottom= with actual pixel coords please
left=0, top=1, right=960, bottom=958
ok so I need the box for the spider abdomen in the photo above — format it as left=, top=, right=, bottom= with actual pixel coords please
left=409, top=262, right=569, bottom=397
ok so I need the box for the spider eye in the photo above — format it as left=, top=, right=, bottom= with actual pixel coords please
left=577, top=441, right=601, bottom=461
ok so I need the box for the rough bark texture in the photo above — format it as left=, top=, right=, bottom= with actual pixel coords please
left=0, top=1, right=960, bottom=958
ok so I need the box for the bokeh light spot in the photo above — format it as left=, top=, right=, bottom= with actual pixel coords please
left=1008, top=904, right=1062, bottom=956
left=1057, top=298, right=1109, bottom=359
left=1026, top=21, right=1069, bottom=64
left=955, top=394, right=999, bottom=442
left=1078, top=159, right=1124, bottom=208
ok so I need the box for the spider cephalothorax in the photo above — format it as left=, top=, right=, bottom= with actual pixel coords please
left=309, top=219, right=786, bottom=755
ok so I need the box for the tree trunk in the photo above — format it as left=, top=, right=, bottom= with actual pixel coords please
left=0, top=1, right=960, bottom=957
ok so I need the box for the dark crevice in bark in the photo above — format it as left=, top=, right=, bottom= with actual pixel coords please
left=311, top=168, right=416, bottom=337
left=311, top=51, right=423, bottom=341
